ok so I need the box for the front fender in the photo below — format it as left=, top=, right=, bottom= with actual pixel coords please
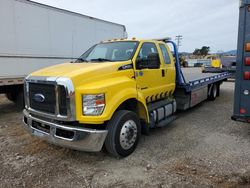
left=75, top=77, right=142, bottom=124
left=137, top=91, right=149, bottom=123
left=106, top=89, right=150, bottom=123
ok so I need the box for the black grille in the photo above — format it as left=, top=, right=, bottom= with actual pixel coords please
left=29, top=83, right=56, bottom=114
left=59, top=86, right=67, bottom=116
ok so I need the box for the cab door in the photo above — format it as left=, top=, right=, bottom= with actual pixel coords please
left=158, top=43, right=176, bottom=92
left=135, top=42, right=172, bottom=103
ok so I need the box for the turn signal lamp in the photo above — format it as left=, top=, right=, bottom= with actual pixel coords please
left=244, top=71, right=250, bottom=80
left=245, top=57, right=250, bottom=66
left=246, top=43, right=250, bottom=52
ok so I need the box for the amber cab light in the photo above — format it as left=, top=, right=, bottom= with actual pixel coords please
left=245, top=57, right=250, bottom=66
left=244, top=71, right=250, bottom=80
left=246, top=43, right=250, bottom=52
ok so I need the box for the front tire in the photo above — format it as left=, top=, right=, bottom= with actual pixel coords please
left=105, top=110, right=141, bottom=158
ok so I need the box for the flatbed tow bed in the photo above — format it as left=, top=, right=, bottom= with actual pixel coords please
left=202, top=67, right=236, bottom=79
left=180, top=68, right=230, bottom=92
left=166, top=39, right=231, bottom=111
left=174, top=67, right=230, bottom=111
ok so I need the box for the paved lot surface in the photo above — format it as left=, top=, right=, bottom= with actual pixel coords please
left=0, top=82, right=250, bottom=188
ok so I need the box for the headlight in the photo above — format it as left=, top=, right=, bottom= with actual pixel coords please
left=82, top=94, right=105, bottom=116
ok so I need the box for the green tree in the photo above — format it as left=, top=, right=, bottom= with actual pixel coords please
left=193, top=46, right=210, bottom=56
left=193, top=48, right=201, bottom=55
left=200, top=46, right=210, bottom=56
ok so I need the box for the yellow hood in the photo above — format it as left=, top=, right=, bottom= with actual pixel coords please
left=30, top=61, right=133, bottom=87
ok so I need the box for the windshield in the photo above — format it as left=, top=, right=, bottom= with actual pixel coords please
left=76, top=41, right=138, bottom=62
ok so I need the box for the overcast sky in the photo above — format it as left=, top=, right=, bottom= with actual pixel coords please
left=34, top=0, right=239, bottom=53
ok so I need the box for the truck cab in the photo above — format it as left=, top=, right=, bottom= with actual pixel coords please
left=23, top=39, right=177, bottom=157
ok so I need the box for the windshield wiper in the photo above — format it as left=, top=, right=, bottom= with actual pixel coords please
left=75, top=58, right=88, bottom=63
left=89, top=58, right=113, bottom=62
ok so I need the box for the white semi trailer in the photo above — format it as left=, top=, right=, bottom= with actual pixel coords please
left=0, top=0, right=127, bottom=108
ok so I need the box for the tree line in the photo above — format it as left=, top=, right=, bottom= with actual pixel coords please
left=193, top=46, right=210, bottom=56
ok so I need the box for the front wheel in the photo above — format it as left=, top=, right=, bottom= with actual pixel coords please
left=105, top=110, right=141, bottom=158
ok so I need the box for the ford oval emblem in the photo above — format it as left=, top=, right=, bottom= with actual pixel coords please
left=33, top=93, right=45, bottom=103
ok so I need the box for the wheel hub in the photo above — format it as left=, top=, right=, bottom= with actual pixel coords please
left=120, top=120, right=137, bottom=150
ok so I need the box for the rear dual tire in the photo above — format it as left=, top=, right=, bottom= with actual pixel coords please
left=208, top=84, right=218, bottom=101
left=105, top=110, right=141, bottom=158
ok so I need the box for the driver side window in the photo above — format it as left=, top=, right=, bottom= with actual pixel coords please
left=138, top=43, right=158, bottom=60
left=136, top=42, right=160, bottom=69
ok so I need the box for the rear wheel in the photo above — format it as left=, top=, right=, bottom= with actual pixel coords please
left=208, top=84, right=218, bottom=101
left=105, top=110, right=141, bottom=158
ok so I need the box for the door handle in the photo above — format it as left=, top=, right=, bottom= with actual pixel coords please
left=162, top=69, right=165, bottom=77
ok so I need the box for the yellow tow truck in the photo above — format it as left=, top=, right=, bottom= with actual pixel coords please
left=205, top=55, right=222, bottom=68
left=202, top=55, right=236, bottom=77
left=22, top=38, right=230, bottom=157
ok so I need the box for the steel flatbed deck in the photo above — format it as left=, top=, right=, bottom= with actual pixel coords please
left=163, top=41, right=231, bottom=93
left=179, top=68, right=230, bottom=92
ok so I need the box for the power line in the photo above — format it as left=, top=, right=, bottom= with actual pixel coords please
left=175, top=35, right=183, bottom=50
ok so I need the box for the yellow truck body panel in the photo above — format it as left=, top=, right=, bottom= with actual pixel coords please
left=211, top=59, right=221, bottom=68
left=30, top=40, right=176, bottom=124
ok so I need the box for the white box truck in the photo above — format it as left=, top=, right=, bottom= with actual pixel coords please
left=0, top=0, right=127, bottom=108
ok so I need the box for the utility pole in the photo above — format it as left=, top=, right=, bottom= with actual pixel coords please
left=175, top=35, right=183, bottom=50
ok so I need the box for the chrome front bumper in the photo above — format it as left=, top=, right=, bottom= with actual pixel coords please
left=23, top=109, right=108, bottom=152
